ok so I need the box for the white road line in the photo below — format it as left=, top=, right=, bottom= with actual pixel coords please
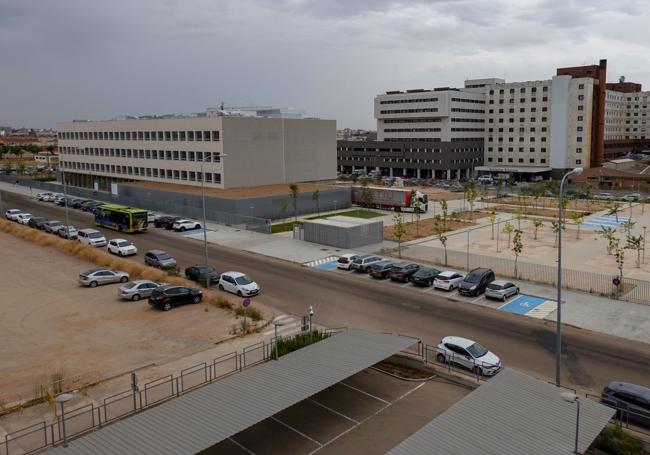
left=446, top=290, right=459, bottom=298
left=338, top=382, right=389, bottom=404
left=228, top=437, right=255, bottom=455
left=273, top=315, right=293, bottom=323
left=420, top=286, right=436, bottom=293
left=262, top=321, right=300, bottom=336
left=400, top=282, right=411, bottom=288
left=271, top=416, right=323, bottom=447
left=470, top=295, right=485, bottom=303
left=309, top=399, right=359, bottom=424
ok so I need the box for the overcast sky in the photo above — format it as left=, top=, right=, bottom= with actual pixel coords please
left=2, top=0, right=650, bottom=130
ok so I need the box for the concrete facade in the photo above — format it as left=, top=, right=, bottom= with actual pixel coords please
left=57, top=114, right=336, bottom=190
left=303, top=216, right=383, bottom=248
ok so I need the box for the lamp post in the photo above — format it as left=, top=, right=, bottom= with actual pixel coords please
left=643, top=226, right=647, bottom=265
left=273, top=319, right=285, bottom=360
left=556, top=167, right=583, bottom=387
left=309, top=305, right=314, bottom=331
left=561, top=392, right=581, bottom=454
left=62, top=153, right=72, bottom=230
left=55, top=393, right=74, bottom=448
left=200, top=153, right=227, bottom=287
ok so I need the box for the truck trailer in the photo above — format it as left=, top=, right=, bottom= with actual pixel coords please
left=351, top=186, right=428, bottom=213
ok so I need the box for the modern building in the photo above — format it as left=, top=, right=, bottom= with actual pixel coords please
left=603, top=81, right=650, bottom=158
left=57, top=111, right=336, bottom=190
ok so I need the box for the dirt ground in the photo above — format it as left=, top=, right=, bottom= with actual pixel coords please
left=499, top=196, right=613, bottom=212
left=384, top=217, right=475, bottom=242
left=124, top=181, right=338, bottom=199
left=491, top=205, right=589, bottom=218
left=0, top=231, right=237, bottom=403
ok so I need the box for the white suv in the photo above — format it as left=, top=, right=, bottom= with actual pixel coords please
left=172, top=219, right=202, bottom=232
left=78, top=228, right=107, bottom=247
left=5, top=209, right=22, bottom=221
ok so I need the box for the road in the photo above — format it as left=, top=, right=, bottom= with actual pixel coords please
left=3, top=190, right=650, bottom=392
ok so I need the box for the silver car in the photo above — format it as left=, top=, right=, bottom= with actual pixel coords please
left=485, top=280, right=519, bottom=301
left=118, top=280, right=162, bottom=301
left=78, top=269, right=129, bottom=288
left=58, top=225, right=78, bottom=240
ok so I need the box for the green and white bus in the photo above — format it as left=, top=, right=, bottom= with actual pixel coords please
left=94, top=204, right=148, bottom=233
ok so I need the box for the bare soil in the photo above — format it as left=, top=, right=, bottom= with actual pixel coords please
left=384, top=217, right=474, bottom=242
left=499, top=196, right=613, bottom=212
left=124, top=181, right=338, bottom=199
left=492, top=205, right=590, bottom=218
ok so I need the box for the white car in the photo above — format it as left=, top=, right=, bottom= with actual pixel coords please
left=16, top=213, right=33, bottom=225
left=433, top=271, right=465, bottom=291
left=337, top=253, right=359, bottom=270
left=172, top=219, right=202, bottom=232
left=107, top=238, right=138, bottom=256
left=5, top=209, right=22, bottom=221
left=594, top=193, right=615, bottom=200
left=436, top=336, right=501, bottom=376
left=218, top=271, right=260, bottom=297
left=37, top=192, right=54, bottom=201
left=58, top=225, right=79, bottom=240
left=77, top=228, right=107, bottom=247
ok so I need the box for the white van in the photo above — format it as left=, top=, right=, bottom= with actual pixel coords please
left=78, top=228, right=107, bottom=247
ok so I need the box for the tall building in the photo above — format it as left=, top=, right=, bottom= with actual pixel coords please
left=57, top=111, right=336, bottom=190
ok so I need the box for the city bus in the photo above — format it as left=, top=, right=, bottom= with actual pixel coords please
left=94, top=204, right=148, bottom=233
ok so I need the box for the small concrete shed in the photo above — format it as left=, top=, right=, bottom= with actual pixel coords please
left=303, top=215, right=383, bottom=248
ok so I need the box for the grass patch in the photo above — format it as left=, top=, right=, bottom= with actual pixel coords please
left=233, top=305, right=263, bottom=321
left=271, top=221, right=303, bottom=233
left=306, top=209, right=384, bottom=220
left=275, top=329, right=330, bottom=357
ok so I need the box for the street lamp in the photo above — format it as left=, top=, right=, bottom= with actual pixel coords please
left=561, top=392, right=581, bottom=454
left=643, top=226, right=647, bottom=265
left=556, top=167, right=583, bottom=387
left=55, top=393, right=74, bottom=448
left=200, top=152, right=227, bottom=288
left=309, top=305, right=314, bottom=331
left=273, top=319, right=285, bottom=360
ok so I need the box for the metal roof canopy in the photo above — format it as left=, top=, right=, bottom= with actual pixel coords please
left=48, top=329, right=418, bottom=455
left=388, top=368, right=615, bottom=455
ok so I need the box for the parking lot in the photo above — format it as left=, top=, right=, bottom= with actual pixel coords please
left=0, top=230, right=237, bottom=402
left=201, top=367, right=471, bottom=455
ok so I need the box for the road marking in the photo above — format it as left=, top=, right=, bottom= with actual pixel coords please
left=309, top=399, right=359, bottom=424
left=470, top=295, right=485, bottom=303
left=400, top=282, right=411, bottom=288
left=228, top=437, right=255, bottom=455
left=528, top=300, right=557, bottom=319
left=420, top=286, right=436, bottom=293
left=339, top=382, right=389, bottom=404
left=303, top=256, right=339, bottom=268
left=271, top=416, right=323, bottom=447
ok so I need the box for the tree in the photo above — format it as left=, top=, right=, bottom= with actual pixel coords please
left=289, top=183, right=299, bottom=223
left=599, top=226, right=617, bottom=255
left=615, top=245, right=625, bottom=281
left=464, top=180, right=478, bottom=221
left=514, top=207, right=524, bottom=229
left=570, top=212, right=585, bottom=240
left=494, top=180, right=503, bottom=199
left=579, top=183, right=592, bottom=200
left=626, top=234, right=643, bottom=268
left=360, top=181, right=373, bottom=213
left=2, top=162, right=11, bottom=175
left=533, top=219, right=544, bottom=240
left=413, top=199, right=423, bottom=236
left=488, top=211, right=497, bottom=240
left=512, top=229, right=523, bottom=277
left=440, top=198, right=448, bottom=230
left=279, top=199, right=289, bottom=223
left=392, top=213, right=406, bottom=258
left=502, top=221, right=514, bottom=247
left=434, top=220, right=448, bottom=266
left=608, top=203, right=622, bottom=222
left=311, top=189, right=320, bottom=216
left=16, top=163, right=26, bottom=176
left=621, top=218, right=636, bottom=236
left=550, top=221, right=566, bottom=248
left=559, top=195, right=569, bottom=220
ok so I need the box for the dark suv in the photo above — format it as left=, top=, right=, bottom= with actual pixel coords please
left=458, top=268, right=495, bottom=296
left=409, top=267, right=441, bottom=287
left=28, top=217, right=49, bottom=230
left=601, top=382, right=650, bottom=428
left=185, top=265, right=221, bottom=286
left=154, top=216, right=181, bottom=229
left=389, top=262, right=420, bottom=282
left=148, top=285, right=202, bottom=311
left=369, top=260, right=395, bottom=279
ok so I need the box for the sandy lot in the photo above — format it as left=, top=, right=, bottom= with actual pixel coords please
left=0, top=231, right=237, bottom=402
left=123, top=181, right=338, bottom=199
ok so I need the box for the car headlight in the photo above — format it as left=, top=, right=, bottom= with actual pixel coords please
left=470, top=285, right=476, bottom=290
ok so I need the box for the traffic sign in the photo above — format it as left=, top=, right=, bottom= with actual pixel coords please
left=612, top=277, right=621, bottom=286
left=242, top=298, right=251, bottom=307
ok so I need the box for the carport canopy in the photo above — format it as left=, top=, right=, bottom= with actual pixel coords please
left=388, top=368, right=615, bottom=455
left=48, top=329, right=419, bottom=455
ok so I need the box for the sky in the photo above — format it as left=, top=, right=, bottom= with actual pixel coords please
left=1, top=0, right=650, bottom=130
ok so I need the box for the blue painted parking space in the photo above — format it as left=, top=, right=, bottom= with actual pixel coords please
left=313, top=260, right=339, bottom=270
left=499, top=295, right=546, bottom=315
left=582, top=215, right=629, bottom=230
left=175, top=228, right=211, bottom=237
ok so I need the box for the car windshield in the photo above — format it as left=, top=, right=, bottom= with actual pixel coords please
left=487, top=283, right=502, bottom=290
left=157, top=253, right=171, bottom=260
left=417, top=269, right=435, bottom=277
left=89, top=232, right=104, bottom=239
left=467, top=342, right=488, bottom=358
left=123, top=282, right=137, bottom=289
left=352, top=258, right=363, bottom=264
left=465, top=273, right=482, bottom=283
left=235, top=276, right=253, bottom=285
left=117, top=241, right=131, bottom=247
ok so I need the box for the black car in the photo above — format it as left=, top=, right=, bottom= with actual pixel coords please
left=458, top=267, right=495, bottom=296
left=389, top=262, right=421, bottom=282
left=84, top=201, right=105, bottom=213
left=28, top=217, right=49, bottom=230
left=80, top=200, right=97, bottom=211
left=72, top=199, right=91, bottom=209
left=154, top=216, right=181, bottom=229
left=185, top=265, right=221, bottom=286
left=148, top=285, right=203, bottom=311
left=410, top=267, right=441, bottom=287
left=369, top=260, right=395, bottom=279
left=601, top=382, right=650, bottom=428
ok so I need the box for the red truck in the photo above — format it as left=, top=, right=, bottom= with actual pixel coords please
left=351, top=186, right=428, bottom=213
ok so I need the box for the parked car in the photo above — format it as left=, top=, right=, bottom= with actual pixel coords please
left=78, top=268, right=129, bottom=287
left=71, top=199, right=91, bottom=209
left=77, top=228, right=107, bottom=247
left=80, top=200, right=97, bottom=211
left=218, top=271, right=260, bottom=297
left=36, top=192, right=54, bottom=201
left=53, top=195, right=65, bottom=205
left=144, top=249, right=177, bottom=269
left=369, top=260, right=396, bottom=279
left=622, top=193, right=642, bottom=202
left=350, top=255, right=382, bottom=272
left=172, top=219, right=202, bottom=232
left=28, top=217, right=49, bottom=229
left=594, top=193, right=615, bottom=200
left=601, top=382, right=650, bottom=429
left=389, top=262, right=421, bottom=282
left=410, top=267, right=441, bottom=287
left=44, top=220, right=64, bottom=233
left=154, top=216, right=181, bottom=229
left=117, top=280, right=162, bottom=301
left=185, top=265, right=221, bottom=286
left=58, top=225, right=79, bottom=240
left=5, top=209, right=22, bottom=221
left=435, top=336, right=501, bottom=376
left=107, top=238, right=138, bottom=256
left=434, top=271, right=465, bottom=291
left=336, top=253, right=359, bottom=270
left=149, top=285, right=202, bottom=311
left=85, top=201, right=106, bottom=213
left=16, top=213, right=33, bottom=225
left=458, top=268, right=495, bottom=296
left=485, top=280, right=519, bottom=301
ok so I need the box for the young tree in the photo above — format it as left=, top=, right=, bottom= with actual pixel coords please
left=608, top=203, right=622, bottom=222
left=464, top=180, right=478, bottom=221
left=289, top=183, right=299, bottom=222
left=360, top=182, right=373, bottom=213
left=514, top=207, right=524, bottom=229
left=279, top=199, right=289, bottom=223
left=432, top=220, right=448, bottom=266
left=615, top=246, right=625, bottom=280
left=502, top=221, right=514, bottom=247
left=488, top=211, right=497, bottom=240
left=512, top=229, right=523, bottom=277
left=533, top=219, right=544, bottom=240
left=16, top=163, right=26, bottom=176
left=311, top=189, right=320, bottom=216
left=494, top=180, right=503, bottom=199
left=440, top=198, right=449, bottom=230
left=625, top=234, right=643, bottom=268
left=570, top=212, right=585, bottom=240
left=413, top=199, right=423, bottom=236
left=392, top=213, right=406, bottom=258
left=2, top=162, right=11, bottom=175
left=599, top=226, right=617, bottom=255
left=550, top=221, right=566, bottom=248
left=621, top=218, right=636, bottom=236
left=559, top=195, right=569, bottom=220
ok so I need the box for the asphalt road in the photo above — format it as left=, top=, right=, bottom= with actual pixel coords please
left=3, top=190, right=650, bottom=392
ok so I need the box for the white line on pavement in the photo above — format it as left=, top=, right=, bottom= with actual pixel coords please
left=339, top=382, right=390, bottom=404
left=271, top=416, right=323, bottom=447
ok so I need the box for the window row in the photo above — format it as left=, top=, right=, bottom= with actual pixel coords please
left=380, top=108, right=439, bottom=114
left=489, top=97, right=549, bottom=104
left=489, top=106, right=548, bottom=114
left=488, top=136, right=549, bottom=143
left=59, top=130, right=220, bottom=142
left=488, top=117, right=549, bottom=124
left=60, top=147, right=222, bottom=162
left=380, top=97, right=438, bottom=105
left=450, top=118, right=485, bottom=123
left=450, top=98, right=485, bottom=104
left=450, top=108, right=485, bottom=113
left=383, top=118, right=442, bottom=124
left=487, top=157, right=546, bottom=164
left=61, top=162, right=222, bottom=184
left=489, top=86, right=549, bottom=95
left=383, top=128, right=441, bottom=133
left=488, top=127, right=548, bottom=133
left=487, top=146, right=547, bottom=153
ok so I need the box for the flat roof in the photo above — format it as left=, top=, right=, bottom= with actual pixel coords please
left=476, top=165, right=552, bottom=174
left=305, top=215, right=382, bottom=228
left=388, top=368, right=615, bottom=455
left=48, top=329, right=418, bottom=455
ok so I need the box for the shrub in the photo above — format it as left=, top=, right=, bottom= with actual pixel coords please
left=275, top=330, right=330, bottom=357
left=234, top=305, right=263, bottom=321
left=593, top=425, right=643, bottom=455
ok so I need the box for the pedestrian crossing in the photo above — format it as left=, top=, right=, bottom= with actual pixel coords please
left=582, top=215, right=629, bottom=230
left=262, top=314, right=303, bottom=338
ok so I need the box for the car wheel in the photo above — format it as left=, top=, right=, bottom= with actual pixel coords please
left=120, top=276, right=128, bottom=283
left=193, top=295, right=201, bottom=304
left=473, top=366, right=483, bottom=376
left=502, top=294, right=507, bottom=302
left=119, top=251, right=123, bottom=257
left=163, top=301, right=172, bottom=311
left=89, top=281, right=98, bottom=288
left=436, top=353, right=446, bottom=364
left=195, top=224, right=201, bottom=230
left=132, top=294, right=141, bottom=301
left=180, top=226, right=186, bottom=232
left=218, top=284, right=224, bottom=291
left=237, top=290, right=242, bottom=297
left=515, top=288, right=519, bottom=294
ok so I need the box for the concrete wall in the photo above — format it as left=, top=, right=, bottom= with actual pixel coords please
left=304, top=217, right=383, bottom=249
